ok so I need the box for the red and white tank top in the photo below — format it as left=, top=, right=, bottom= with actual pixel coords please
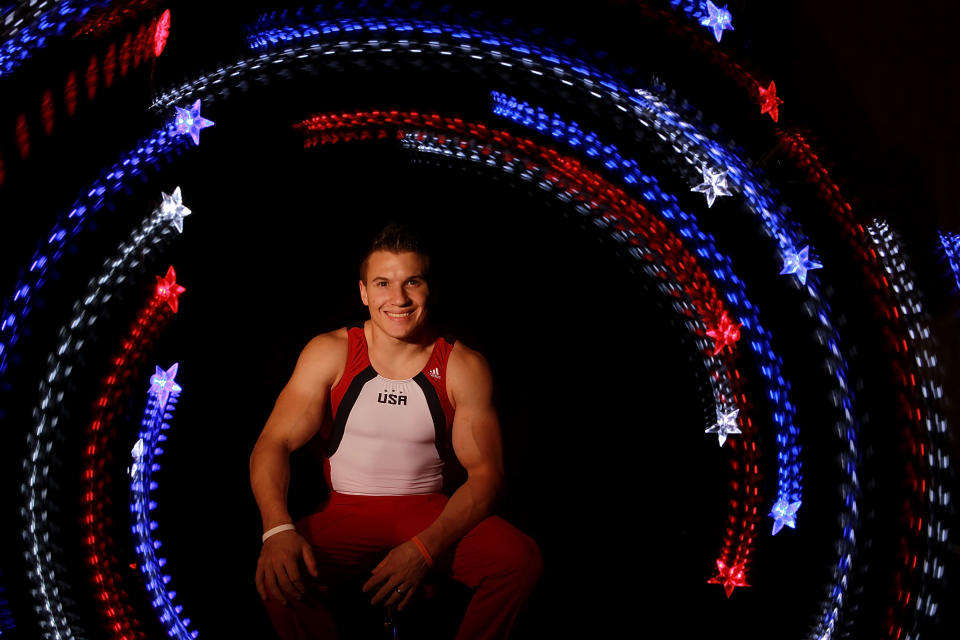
left=324, top=322, right=457, bottom=495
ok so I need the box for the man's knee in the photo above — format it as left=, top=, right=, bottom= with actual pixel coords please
left=490, top=526, right=543, bottom=590
left=516, top=535, right=543, bottom=592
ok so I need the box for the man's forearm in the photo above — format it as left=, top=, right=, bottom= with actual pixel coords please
left=250, top=439, right=295, bottom=531
left=415, top=472, right=502, bottom=560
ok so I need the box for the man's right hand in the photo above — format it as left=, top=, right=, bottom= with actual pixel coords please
left=255, top=529, right=320, bottom=605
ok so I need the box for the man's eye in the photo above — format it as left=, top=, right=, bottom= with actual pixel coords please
left=407, top=280, right=420, bottom=286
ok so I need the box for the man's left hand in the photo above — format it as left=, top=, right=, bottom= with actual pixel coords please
left=362, top=540, right=430, bottom=611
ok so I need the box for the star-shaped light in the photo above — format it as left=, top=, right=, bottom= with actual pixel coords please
left=155, top=266, right=186, bottom=313
left=707, top=559, right=749, bottom=598
left=770, top=498, right=801, bottom=535
left=150, top=362, right=182, bottom=408
left=691, top=165, right=732, bottom=208
left=160, top=186, right=191, bottom=233
left=700, top=1, right=734, bottom=42
left=780, top=245, right=822, bottom=285
left=173, top=99, right=214, bottom=145
left=706, top=311, right=741, bottom=355
left=758, top=80, right=784, bottom=122
left=705, top=406, right=740, bottom=447
left=130, top=438, right=145, bottom=477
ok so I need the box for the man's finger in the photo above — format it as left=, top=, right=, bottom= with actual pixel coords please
left=397, top=587, right=415, bottom=612
left=275, top=564, right=301, bottom=602
left=373, top=580, right=400, bottom=606
left=283, top=561, right=306, bottom=596
left=385, top=586, right=404, bottom=608
left=255, top=564, right=267, bottom=601
left=362, top=570, right=384, bottom=594
left=301, top=543, right=319, bottom=578
left=265, top=570, right=288, bottom=606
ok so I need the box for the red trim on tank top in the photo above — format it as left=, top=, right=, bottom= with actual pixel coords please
left=329, top=324, right=455, bottom=432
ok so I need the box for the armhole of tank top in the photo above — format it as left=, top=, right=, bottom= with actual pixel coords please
left=330, top=322, right=363, bottom=400
left=439, top=336, right=457, bottom=418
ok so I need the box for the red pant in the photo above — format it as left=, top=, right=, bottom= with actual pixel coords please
left=263, top=491, right=542, bottom=639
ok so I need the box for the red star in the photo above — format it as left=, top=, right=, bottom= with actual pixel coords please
left=155, top=266, right=186, bottom=313
left=706, top=311, right=741, bottom=355
left=758, top=81, right=784, bottom=122
left=707, top=559, right=749, bottom=598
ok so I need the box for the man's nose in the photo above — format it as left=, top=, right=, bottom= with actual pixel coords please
left=390, top=284, right=411, bottom=304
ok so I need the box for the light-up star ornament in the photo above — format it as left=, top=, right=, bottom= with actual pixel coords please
left=150, top=363, right=182, bottom=409
left=700, top=1, right=734, bottom=42
left=758, top=81, right=784, bottom=122
left=706, top=311, right=741, bottom=355
left=770, top=498, right=802, bottom=535
left=160, top=187, right=191, bottom=233
left=155, top=266, right=185, bottom=313
left=707, top=559, right=749, bottom=597
left=130, top=438, right=145, bottom=477
left=173, top=100, right=214, bottom=145
left=706, top=406, right=740, bottom=447
left=691, top=165, right=732, bottom=208
left=780, top=245, right=822, bottom=285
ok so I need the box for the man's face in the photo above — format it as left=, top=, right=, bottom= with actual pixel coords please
left=359, top=250, right=430, bottom=340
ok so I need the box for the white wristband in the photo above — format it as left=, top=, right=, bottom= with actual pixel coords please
left=262, top=523, right=296, bottom=543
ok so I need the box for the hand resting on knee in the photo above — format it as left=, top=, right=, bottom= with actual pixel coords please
left=255, top=529, right=320, bottom=606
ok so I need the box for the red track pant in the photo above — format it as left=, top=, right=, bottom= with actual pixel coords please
left=263, top=491, right=542, bottom=639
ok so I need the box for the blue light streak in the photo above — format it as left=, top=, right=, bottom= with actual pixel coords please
left=0, top=109, right=200, bottom=408
left=490, top=90, right=802, bottom=523
left=0, top=1, right=110, bottom=78
left=939, top=231, right=960, bottom=292
left=130, top=364, right=198, bottom=639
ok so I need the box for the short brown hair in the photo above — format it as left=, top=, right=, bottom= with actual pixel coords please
left=358, top=223, right=431, bottom=283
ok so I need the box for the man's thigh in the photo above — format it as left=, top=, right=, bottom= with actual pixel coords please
left=442, top=515, right=542, bottom=590
left=295, top=493, right=449, bottom=585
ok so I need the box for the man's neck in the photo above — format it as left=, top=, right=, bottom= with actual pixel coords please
left=364, top=320, right=437, bottom=361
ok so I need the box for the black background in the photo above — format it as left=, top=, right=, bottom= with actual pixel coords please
left=0, top=1, right=957, bottom=638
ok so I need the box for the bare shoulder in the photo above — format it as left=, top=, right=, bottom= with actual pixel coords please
left=446, top=341, right=494, bottom=409
left=295, top=327, right=349, bottom=389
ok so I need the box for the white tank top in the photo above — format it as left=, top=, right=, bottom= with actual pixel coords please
left=324, top=323, right=457, bottom=495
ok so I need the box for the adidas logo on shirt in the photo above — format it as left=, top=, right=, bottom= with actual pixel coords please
left=427, top=367, right=441, bottom=380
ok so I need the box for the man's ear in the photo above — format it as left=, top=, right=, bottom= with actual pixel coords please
left=359, top=280, right=368, bottom=306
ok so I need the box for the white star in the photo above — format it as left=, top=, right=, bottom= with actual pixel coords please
left=160, top=187, right=191, bottom=233
left=130, top=438, right=145, bottom=478
left=706, top=406, right=741, bottom=446
left=691, top=165, right=732, bottom=208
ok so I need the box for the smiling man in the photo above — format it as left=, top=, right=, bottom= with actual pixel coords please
left=250, top=223, right=542, bottom=639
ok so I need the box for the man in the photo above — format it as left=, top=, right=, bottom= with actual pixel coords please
left=250, top=224, right=542, bottom=639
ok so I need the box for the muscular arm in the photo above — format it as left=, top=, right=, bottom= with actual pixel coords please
left=415, top=345, right=505, bottom=560
left=249, top=334, right=339, bottom=531
left=250, top=333, right=342, bottom=604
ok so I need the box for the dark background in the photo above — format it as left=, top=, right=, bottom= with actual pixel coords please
left=0, top=1, right=957, bottom=638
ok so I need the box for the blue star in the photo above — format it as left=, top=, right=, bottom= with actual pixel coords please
left=691, top=165, right=732, bottom=208
left=149, top=363, right=182, bottom=408
left=700, top=2, right=734, bottom=42
left=770, top=499, right=801, bottom=535
left=160, top=187, right=191, bottom=233
left=780, top=245, right=823, bottom=285
left=173, top=100, right=214, bottom=145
